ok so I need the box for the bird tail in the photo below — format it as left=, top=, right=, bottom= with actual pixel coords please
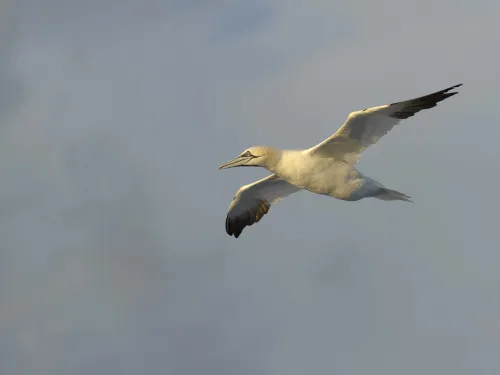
left=373, top=188, right=413, bottom=203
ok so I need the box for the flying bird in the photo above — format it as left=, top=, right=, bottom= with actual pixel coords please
left=219, top=84, right=462, bottom=238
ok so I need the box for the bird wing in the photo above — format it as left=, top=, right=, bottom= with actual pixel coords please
left=308, top=84, right=462, bottom=165
left=225, top=174, right=301, bottom=238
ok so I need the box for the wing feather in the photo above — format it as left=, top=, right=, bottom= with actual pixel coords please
left=309, top=84, right=462, bottom=165
left=225, top=174, right=301, bottom=238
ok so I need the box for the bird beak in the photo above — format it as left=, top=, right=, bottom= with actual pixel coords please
left=218, top=156, right=252, bottom=170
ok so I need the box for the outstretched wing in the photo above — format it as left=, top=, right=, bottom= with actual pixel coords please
left=225, top=174, right=301, bottom=238
left=309, top=84, right=462, bottom=165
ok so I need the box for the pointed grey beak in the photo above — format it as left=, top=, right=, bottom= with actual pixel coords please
left=218, top=156, right=252, bottom=170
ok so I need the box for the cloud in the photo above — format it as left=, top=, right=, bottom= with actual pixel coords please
left=1, top=0, right=500, bottom=374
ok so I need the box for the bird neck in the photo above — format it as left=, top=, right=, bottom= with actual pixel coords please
left=266, top=149, right=303, bottom=175
left=260, top=148, right=281, bottom=171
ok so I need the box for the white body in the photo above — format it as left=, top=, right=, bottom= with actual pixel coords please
left=271, top=150, right=378, bottom=201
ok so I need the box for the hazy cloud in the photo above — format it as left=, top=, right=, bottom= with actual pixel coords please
left=1, top=0, right=499, bottom=374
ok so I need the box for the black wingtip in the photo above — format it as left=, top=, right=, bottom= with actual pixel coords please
left=225, top=200, right=271, bottom=239
left=225, top=214, right=242, bottom=238
left=438, top=83, right=463, bottom=99
left=434, top=84, right=462, bottom=98
left=388, top=83, right=462, bottom=119
left=444, top=83, right=463, bottom=92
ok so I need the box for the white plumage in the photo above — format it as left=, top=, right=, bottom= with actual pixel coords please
left=219, top=84, right=462, bottom=238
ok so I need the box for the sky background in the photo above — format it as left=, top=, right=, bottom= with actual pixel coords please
left=1, top=0, right=500, bottom=374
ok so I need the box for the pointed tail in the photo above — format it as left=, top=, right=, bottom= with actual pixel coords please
left=374, top=188, right=414, bottom=203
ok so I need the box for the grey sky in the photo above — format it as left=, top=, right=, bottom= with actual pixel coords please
left=1, top=0, right=499, bottom=374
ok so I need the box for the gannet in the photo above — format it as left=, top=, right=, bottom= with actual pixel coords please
left=219, top=84, right=462, bottom=238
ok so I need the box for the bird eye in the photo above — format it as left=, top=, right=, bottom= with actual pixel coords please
left=243, top=151, right=252, bottom=157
